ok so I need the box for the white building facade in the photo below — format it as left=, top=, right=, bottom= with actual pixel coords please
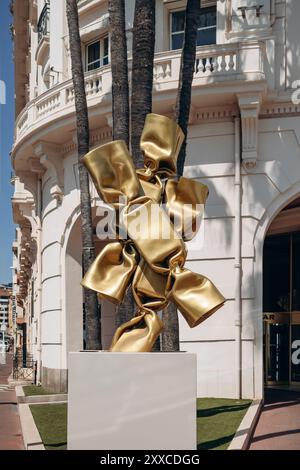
left=11, top=0, right=300, bottom=395
left=0, top=286, right=11, bottom=328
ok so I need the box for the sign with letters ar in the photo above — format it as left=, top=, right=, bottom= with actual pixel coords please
left=263, top=313, right=290, bottom=323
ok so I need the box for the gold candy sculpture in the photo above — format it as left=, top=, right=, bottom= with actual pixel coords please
left=81, top=113, right=226, bottom=352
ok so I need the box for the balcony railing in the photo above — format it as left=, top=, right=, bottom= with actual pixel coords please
left=152, top=41, right=264, bottom=86
left=15, top=68, right=106, bottom=141
left=37, top=2, right=50, bottom=43
left=14, top=41, right=265, bottom=145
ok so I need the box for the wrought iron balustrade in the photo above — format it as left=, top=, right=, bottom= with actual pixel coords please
left=13, top=348, right=36, bottom=381
left=37, top=2, right=50, bottom=43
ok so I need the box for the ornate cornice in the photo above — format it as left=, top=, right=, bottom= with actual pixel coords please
left=260, top=102, right=300, bottom=118
left=193, top=105, right=238, bottom=123
left=62, top=127, right=112, bottom=155
left=90, top=127, right=112, bottom=146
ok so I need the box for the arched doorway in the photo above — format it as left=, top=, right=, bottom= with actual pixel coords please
left=64, top=206, right=117, bottom=357
left=263, top=196, right=300, bottom=385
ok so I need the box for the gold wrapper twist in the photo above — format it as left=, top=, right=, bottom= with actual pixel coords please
left=132, top=261, right=169, bottom=311
left=81, top=113, right=226, bottom=352
left=164, top=177, right=209, bottom=242
left=82, top=241, right=139, bottom=304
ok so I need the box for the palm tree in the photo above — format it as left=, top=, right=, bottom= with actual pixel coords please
left=175, top=0, right=200, bottom=176
left=66, top=0, right=101, bottom=350
left=108, top=0, right=134, bottom=326
left=130, top=0, right=159, bottom=350
left=162, top=0, right=200, bottom=352
left=108, top=0, right=129, bottom=146
left=109, top=0, right=156, bottom=326
left=131, top=0, right=156, bottom=168
left=161, top=303, right=180, bottom=352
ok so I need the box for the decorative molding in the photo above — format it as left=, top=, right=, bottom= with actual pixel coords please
left=238, top=94, right=262, bottom=169
left=90, top=127, right=112, bottom=146
left=11, top=178, right=39, bottom=300
left=11, top=174, right=39, bottom=246
left=34, top=142, right=64, bottom=203
left=260, top=102, right=300, bottom=118
left=62, top=141, right=76, bottom=155
left=14, top=171, right=37, bottom=206
left=50, top=185, right=64, bottom=204
left=29, top=157, right=46, bottom=176
left=18, top=224, right=36, bottom=301
left=194, top=101, right=300, bottom=123
left=62, top=127, right=113, bottom=155
left=40, top=153, right=64, bottom=193
left=194, top=105, right=239, bottom=123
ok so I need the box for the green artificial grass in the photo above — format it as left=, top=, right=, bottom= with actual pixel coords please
left=29, top=397, right=251, bottom=451
left=197, top=397, right=252, bottom=450
left=23, top=385, right=64, bottom=396
left=30, top=404, right=67, bottom=450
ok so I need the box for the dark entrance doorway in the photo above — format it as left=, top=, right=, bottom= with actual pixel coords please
left=263, top=231, right=300, bottom=385
left=264, top=316, right=290, bottom=383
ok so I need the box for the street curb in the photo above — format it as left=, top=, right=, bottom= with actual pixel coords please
left=16, top=386, right=68, bottom=404
left=15, top=385, right=25, bottom=400
left=30, top=401, right=67, bottom=405
left=227, top=399, right=263, bottom=450
left=18, top=403, right=45, bottom=451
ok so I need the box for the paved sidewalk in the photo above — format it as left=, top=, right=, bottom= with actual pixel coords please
left=0, top=353, right=24, bottom=450
left=249, top=388, right=300, bottom=450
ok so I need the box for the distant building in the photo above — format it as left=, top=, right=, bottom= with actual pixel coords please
left=11, top=229, right=30, bottom=355
left=11, top=0, right=300, bottom=395
left=0, top=285, right=13, bottom=333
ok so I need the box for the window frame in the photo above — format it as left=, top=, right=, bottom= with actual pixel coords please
left=169, top=8, right=185, bottom=51
left=85, top=35, right=109, bottom=72
left=170, top=5, right=217, bottom=51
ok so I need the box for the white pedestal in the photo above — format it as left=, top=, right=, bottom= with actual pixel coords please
left=68, top=352, right=197, bottom=450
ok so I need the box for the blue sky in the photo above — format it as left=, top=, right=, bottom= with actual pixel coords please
left=0, top=0, right=14, bottom=283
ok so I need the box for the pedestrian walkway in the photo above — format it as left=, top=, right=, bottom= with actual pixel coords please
left=249, top=388, right=300, bottom=450
left=0, top=353, right=24, bottom=450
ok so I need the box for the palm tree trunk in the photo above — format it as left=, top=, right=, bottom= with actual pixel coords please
left=108, top=0, right=129, bottom=146
left=66, top=0, right=101, bottom=350
left=112, top=0, right=156, bottom=326
left=175, top=0, right=200, bottom=176
left=108, top=0, right=135, bottom=327
left=162, top=0, right=200, bottom=352
left=130, top=0, right=159, bottom=350
left=131, top=0, right=156, bottom=168
left=161, top=303, right=180, bottom=352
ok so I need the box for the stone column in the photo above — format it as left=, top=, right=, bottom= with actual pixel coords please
left=34, top=142, right=66, bottom=392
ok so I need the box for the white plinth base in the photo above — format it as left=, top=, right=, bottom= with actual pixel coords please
left=68, top=352, right=197, bottom=450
